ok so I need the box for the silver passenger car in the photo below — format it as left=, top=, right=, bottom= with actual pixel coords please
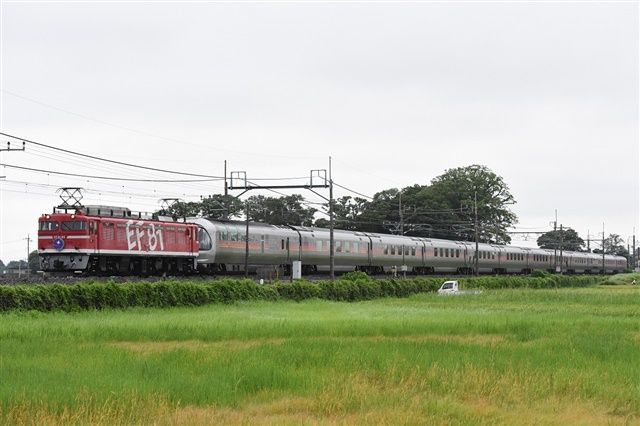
left=192, top=218, right=627, bottom=275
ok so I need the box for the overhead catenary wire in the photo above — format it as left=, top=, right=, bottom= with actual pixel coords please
left=0, top=163, right=224, bottom=183
left=0, top=131, right=225, bottom=179
left=331, top=182, right=373, bottom=200
left=20, top=146, right=222, bottom=193
left=1, top=179, right=211, bottom=200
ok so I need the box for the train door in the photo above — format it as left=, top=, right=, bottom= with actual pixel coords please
left=366, top=236, right=373, bottom=266
left=286, top=237, right=291, bottom=263
left=88, top=220, right=98, bottom=253
left=463, top=245, right=469, bottom=269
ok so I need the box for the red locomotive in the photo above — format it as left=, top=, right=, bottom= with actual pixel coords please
left=38, top=198, right=198, bottom=275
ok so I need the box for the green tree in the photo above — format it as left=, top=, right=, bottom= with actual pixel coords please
left=314, top=165, right=517, bottom=243
left=5, top=260, right=28, bottom=271
left=159, top=195, right=244, bottom=219
left=247, top=194, right=316, bottom=226
left=315, top=196, right=370, bottom=230
left=0, top=259, right=4, bottom=273
left=200, top=195, right=244, bottom=219
left=593, top=234, right=628, bottom=257
left=417, top=165, right=517, bottom=243
left=160, top=201, right=202, bottom=218
left=351, top=188, right=403, bottom=234
left=537, top=228, right=585, bottom=251
left=28, top=250, right=40, bottom=273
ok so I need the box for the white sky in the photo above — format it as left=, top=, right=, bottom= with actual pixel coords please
left=0, top=1, right=638, bottom=262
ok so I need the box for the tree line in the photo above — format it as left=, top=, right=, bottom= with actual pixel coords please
left=160, top=163, right=631, bottom=257
left=163, top=165, right=518, bottom=244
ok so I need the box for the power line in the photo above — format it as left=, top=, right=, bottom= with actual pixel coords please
left=0, top=131, right=224, bottom=179
left=0, top=163, right=223, bottom=182
left=332, top=182, right=373, bottom=200
left=20, top=146, right=222, bottom=193
left=1, top=179, right=209, bottom=200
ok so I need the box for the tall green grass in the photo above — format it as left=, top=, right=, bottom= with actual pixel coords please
left=1, top=286, right=639, bottom=424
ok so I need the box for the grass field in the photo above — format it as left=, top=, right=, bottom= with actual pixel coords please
left=1, top=285, right=639, bottom=425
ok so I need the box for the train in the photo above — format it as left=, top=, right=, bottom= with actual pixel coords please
left=38, top=206, right=199, bottom=275
left=38, top=203, right=627, bottom=276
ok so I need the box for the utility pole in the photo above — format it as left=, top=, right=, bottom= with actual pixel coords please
left=244, top=201, right=250, bottom=278
left=24, top=234, right=32, bottom=274
left=474, top=191, right=479, bottom=276
left=223, top=160, right=229, bottom=220
left=587, top=229, right=590, bottom=252
left=602, top=222, right=605, bottom=274
left=399, top=191, right=404, bottom=236
left=559, top=224, right=563, bottom=274
left=552, top=210, right=558, bottom=273
left=633, top=230, right=636, bottom=271
left=329, top=156, right=335, bottom=281
left=224, top=160, right=228, bottom=196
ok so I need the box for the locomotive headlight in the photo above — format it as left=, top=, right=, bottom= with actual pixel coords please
left=71, top=214, right=75, bottom=219
left=45, top=214, right=51, bottom=219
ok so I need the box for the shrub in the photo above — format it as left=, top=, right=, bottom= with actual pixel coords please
left=0, top=274, right=608, bottom=313
left=341, top=271, right=371, bottom=282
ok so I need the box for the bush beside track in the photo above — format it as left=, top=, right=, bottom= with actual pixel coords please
left=0, top=274, right=607, bottom=312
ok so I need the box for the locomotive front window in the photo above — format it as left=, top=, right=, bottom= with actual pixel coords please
left=198, top=227, right=212, bottom=250
left=61, top=221, right=87, bottom=231
left=39, top=221, right=59, bottom=231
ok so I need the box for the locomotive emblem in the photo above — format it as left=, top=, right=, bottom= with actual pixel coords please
left=53, top=237, right=65, bottom=251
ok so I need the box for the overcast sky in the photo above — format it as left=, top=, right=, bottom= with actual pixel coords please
left=0, top=1, right=638, bottom=262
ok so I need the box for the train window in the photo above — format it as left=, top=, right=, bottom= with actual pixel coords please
left=384, top=245, right=389, bottom=255
left=344, top=242, right=350, bottom=253
left=61, top=221, right=86, bottom=231
left=316, top=240, right=322, bottom=251
left=353, top=242, right=358, bottom=253
left=434, top=247, right=438, bottom=257
left=456, top=249, right=460, bottom=258
left=411, top=247, right=416, bottom=256
left=281, top=239, right=285, bottom=250
left=405, top=247, right=409, bottom=256
left=198, top=227, right=212, bottom=250
left=39, top=221, right=59, bottom=231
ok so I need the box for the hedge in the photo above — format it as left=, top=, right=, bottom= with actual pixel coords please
left=0, top=275, right=606, bottom=312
